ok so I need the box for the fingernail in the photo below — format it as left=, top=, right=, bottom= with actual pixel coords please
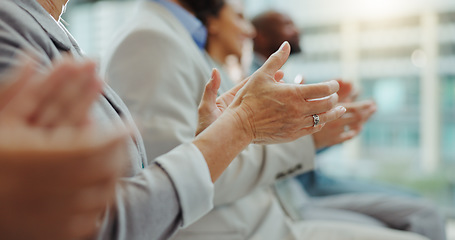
left=338, top=106, right=347, bottom=113
left=211, top=69, right=216, bottom=79
left=279, top=41, right=288, bottom=51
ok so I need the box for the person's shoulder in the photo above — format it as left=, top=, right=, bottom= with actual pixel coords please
left=109, top=4, right=191, bottom=61
left=0, top=1, right=23, bottom=25
left=0, top=0, right=43, bottom=37
left=127, top=1, right=191, bottom=40
left=0, top=0, right=19, bottom=13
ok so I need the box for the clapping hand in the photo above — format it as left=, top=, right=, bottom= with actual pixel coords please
left=0, top=58, right=129, bottom=240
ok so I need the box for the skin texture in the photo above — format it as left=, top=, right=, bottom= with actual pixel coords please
left=205, top=6, right=372, bottom=151
left=0, top=58, right=129, bottom=240
left=251, top=11, right=377, bottom=150
left=195, top=42, right=346, bottom=181
left=36, top=0, right=67, bottom=20
left=21, top=2, right=343, bottom=238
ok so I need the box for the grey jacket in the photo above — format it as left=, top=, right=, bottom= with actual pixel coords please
left=104, top=2, right=316, bottom=239
left=0, top=1, right=214, bottom=239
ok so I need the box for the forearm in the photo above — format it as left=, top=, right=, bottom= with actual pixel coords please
left=193, top=109, right=252, bottom=182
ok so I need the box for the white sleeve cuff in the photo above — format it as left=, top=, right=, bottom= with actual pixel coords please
left=155, top=142, right=214, bottom=227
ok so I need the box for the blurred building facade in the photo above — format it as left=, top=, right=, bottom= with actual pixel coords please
left=245, top=0, right=455, bottom=211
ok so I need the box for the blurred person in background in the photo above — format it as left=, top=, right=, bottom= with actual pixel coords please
left=0, top=0, right=349, bottom=239
left=251, top=10, right=446, bottom=240
left=0, top=58, right=129, bottom=240
left=105, top=0, right=437, bottom=239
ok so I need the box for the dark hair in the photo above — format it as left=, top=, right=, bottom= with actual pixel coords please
left=179, top=0, right=225, bottom=25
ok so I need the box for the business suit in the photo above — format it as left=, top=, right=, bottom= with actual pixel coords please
left=0, top=1, right=215, bottom=239
left=104, top=2, right=431, bottom=240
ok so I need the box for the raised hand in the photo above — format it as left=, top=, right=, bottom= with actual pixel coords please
left=197, top=69, right=250, bottom=136
left=225, top=42, right=346, bottom=144
left=336, top=79, right=359, bottom=103
left=0, top=59, right=129, bottom=240
left=312, top=100, right=377, bottom=149
left=0, top=58, right=102, bottom=127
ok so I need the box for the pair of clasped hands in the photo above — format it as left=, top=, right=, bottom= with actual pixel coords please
left=0, top=42, right=346, bottom=240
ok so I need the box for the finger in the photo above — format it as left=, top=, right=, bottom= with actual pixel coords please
left=300, top=106, right=347, bottom=128
left=34, top=62, right=96, bottom=127
left=339, top=129, right=360, bottom=141
left=70, top=180, right=116, bottom=214
left=336, top=79, right=353, bottom=102
left=27, top=60, right=82, bottom=125
left=330, top=112, right=364, bottom=128
left=65, top=77, right=103, bottom=127
left=68, top=212, right=102, bottom=239
left=199, top=69, right=220, bottom=110
left=305, top=93, right=339, bottom=115
left=56, top=62, right=102, bottom=126
left=290, top=123, right=327, bottom=140
left=257, top=41, right=290, bottom=76
left=328, top=130, right=359, bottom=146
left=345, top=100, right=377, bottom=122
left=345, top=100, right=375, bottom=112
left=297, top=80, right=340, bottom=100
left=0, top=60, right=38, bottom=112
left=274, top=70, right=285, bottom=82
left=348, top=89, right=360, bottom=102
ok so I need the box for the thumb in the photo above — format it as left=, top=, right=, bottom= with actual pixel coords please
left=200, top=69, right=221, bottom=108
left=274, top=70, right=285, bottom=83
left=257, top=41, right=291, bottom=76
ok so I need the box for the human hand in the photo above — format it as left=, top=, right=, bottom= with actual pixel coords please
left=0, top=59, right=129, bottom=240
left=197, top=67, right=288, bottom=136
left=0, top=57, right=103, bottom=127
left=0, top=127, right=128, bottom=240
left=336, top=79, right=359, bottom=103
left=225, top=42, right=346, bottom=144
left=197, top=69, right=248, bottom=136
left=312, top=100, right=377, bottom=149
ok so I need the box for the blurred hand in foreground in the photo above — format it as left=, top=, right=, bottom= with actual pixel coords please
left=0, top=59, right=129, bottom=240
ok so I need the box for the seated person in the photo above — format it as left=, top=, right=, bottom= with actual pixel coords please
left=104, top=0, right=439, bottom=239
left=0, top=0, right=345, bottom=239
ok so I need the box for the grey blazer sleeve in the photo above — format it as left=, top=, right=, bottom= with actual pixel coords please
left=98, top=143, right=214, bottom=240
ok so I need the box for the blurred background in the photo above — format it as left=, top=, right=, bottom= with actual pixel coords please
left=63, top=0, right=455, bottom=231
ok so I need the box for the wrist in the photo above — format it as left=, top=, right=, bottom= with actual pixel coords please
left=224, top=107, right=254, bottom=144
left=312, top=134, right=324, bottom=150
left=192, top=108, right=253, bottom=182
